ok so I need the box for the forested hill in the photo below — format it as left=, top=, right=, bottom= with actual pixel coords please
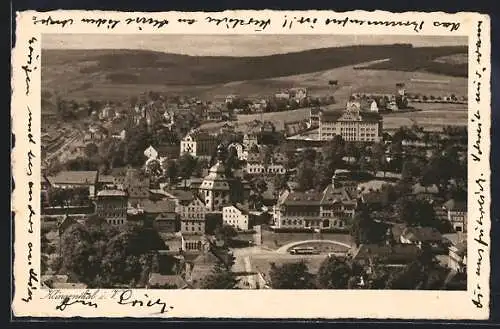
left=42, top=44, right=467, bottom=88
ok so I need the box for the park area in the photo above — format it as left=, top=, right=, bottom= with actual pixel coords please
left=259, top=229, right=354, bottom=251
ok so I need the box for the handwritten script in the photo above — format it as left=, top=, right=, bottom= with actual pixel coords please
left=470, top=20, right=488, bottom=310
left=20, top=38, right=39, bottom=304
left=28, top=13, right=463, bottom=34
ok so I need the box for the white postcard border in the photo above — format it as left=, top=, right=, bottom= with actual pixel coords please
left=11, top=10, right=491, bottom=319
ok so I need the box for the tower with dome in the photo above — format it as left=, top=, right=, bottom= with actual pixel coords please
left=198, top=144, right=231, bottom=211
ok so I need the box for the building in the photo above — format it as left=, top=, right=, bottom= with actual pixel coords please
left=445, top=233, right=467, bottom=273
left=289, top=88, right=308, bottom=102
left=141, top=199, right=179, bottom=233
left=206, top=108, right=222, bottom=121
left=243, top=133, right=259, bottom=150
left=318, top=103, right=383, bottom=142
left=399, top=226, right=443, bottom=248
left=199, top=161, right=231, bottom=212
left=180, top=130, right=219, bottom=158
left=273, top=182, right=357, bottom=230
left=349, top=244, right=420, bottom=266
left=164, top=190, right=207, bottom=235
left=114, top=168, right=150, bottom=205
left=245, top=162, right=286, bottom=175
left=95, top=189, right=128, bottom=226
left=309, top=107, right=322, bottom=127
left=46, top=171, right=99, bottom=198
left=443, top=199, right=467, bottom=233
left=223, top=204, right=251, bottom=231
left=227, top=142, right=245, bottom=160
left=84, top=125, right=107, bottom=142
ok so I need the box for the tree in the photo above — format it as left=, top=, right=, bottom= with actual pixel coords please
left=60, top=221, right=166, bottom=288
left=269, top=261, right=316, bottom=289
left=145, top=159, right=163, bottom=177
left=84, top=143, right=99, bottom=158
left=317, top=256, right=352, bottom=289
left=215, top=224, right=238, bottom=243
left=177, top=153, right=198, bottom=179
left=164, top=160, right=178, bottom=182
left=350, top=207, right=386, bottom=247
left=370, top=142, right=387, bottom=175
left=296, top=160, right=316, bottom=191
left=396, top=198, right=436, bottom=227
left=200, top=262, right=240, bottom=289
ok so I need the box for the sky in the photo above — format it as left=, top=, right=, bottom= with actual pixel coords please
left=42, top=34, right=468, bottom=57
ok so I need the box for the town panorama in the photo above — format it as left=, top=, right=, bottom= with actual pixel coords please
left=40, top=35, right=468, bottom=290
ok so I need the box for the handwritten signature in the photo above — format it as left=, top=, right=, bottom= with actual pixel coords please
left=112, top=289, right=173, bottom=314
left=55, top=297, right=98, bottom=311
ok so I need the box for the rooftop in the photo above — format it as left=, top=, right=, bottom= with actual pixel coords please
left=401, top=226, right=443, bottom=242
left=49, top=171, right=98, bottom=185
left=443, top=199, right=467, bottom=211
left=97, top=189, right=127, bottom=197
left=142, top=199, right=177, bottom=214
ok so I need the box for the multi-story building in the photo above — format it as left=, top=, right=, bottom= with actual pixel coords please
left=46, top=170, right=99, bottom=198
left=243, top=133, right=259, bottom=150
left=222, top=204, right=251, bottom=231
left=309, top=107, right=322, bottom=127
left=180, top=130, right=218, bottom=158
left=199, top=161, right=231, bottom=212
left=141, top=199, right=179, bottom=233
left=273, top=180, right=357, bottom=231
left=318, top=102, right=383, bottom=142
left=164, top=190, right=207, bottom=235
left=95, top=189, right=128, bottom=226
left=245, top=162, right=286, bottom=175
left=443, top=199, right=467, bottom=233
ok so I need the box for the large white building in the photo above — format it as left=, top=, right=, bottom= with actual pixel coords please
left=318, top=102, right=383, bottom=142
left=198, top=148, right=231, bottom=211
left=222, top=204, right=250, bottom=231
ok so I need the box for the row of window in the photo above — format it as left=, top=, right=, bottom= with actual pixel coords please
left=108, top=219, right=125, bottom=225
left=98, top=211, right=126, bottom=218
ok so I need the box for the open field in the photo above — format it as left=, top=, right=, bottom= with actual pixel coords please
left=200, top=101, right=468, bottom=133
left=41, top=45, right=467, bottom=106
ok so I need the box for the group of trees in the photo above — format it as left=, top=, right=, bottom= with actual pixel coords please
left=292, top=137, right=389, bottom=192
left=45, top=186, right=91, bottom=208
left=349, top=206, right=388, bottom=247
left=269, top=250, right=463, bottom=290
left=58, top=221, right=167, bottom=288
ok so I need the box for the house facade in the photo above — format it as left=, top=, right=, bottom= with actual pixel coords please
left=47, top=170, right=99, bottom=198
left=318, top=103, right=383, bottom=142
left=180, top=131, right=218, bottom=158
left=222, top=204, right=251, bottom=231
left=273, top=184, right=357, bottom=231
left=95, top=189, right=128, bottom=225
left=443, top=199, right=467, bottom=233
left=141, top=199, right=179, bottom=233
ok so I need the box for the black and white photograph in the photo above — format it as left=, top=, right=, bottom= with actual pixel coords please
left=39, top=33, right=469, bottom=291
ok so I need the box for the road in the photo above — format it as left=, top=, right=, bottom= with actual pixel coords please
left=231, top=246, right=276, bottom=289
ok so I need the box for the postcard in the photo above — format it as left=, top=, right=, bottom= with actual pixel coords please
left=11, top=9, right=491, bottom=319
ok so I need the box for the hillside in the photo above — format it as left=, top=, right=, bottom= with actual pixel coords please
left=41, top=44, right=467, bottom=103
